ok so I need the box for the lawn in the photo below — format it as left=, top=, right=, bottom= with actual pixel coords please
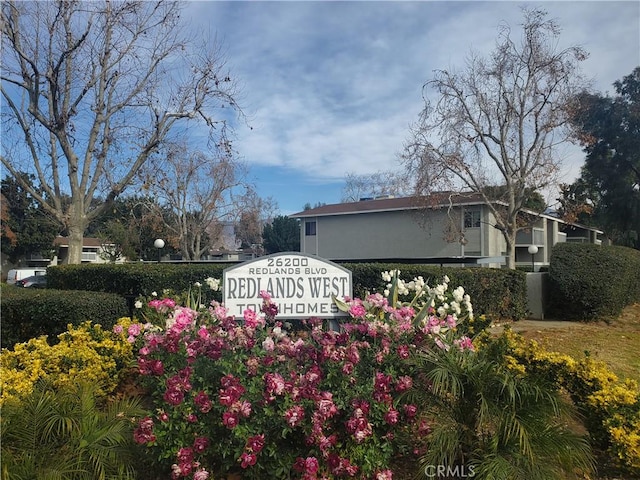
left=512, top=303, right=640, bottom=383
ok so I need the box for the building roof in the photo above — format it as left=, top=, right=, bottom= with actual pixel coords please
left=290, top=192, right=491, bottom=218
left=53, top=236, right=113, bottom=247
left=290, top=193, right=604, bottom=234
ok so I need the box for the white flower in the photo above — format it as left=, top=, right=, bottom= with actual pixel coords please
left=396, top=279, right=409, bottom=296
left=205, top=277, right=220, bottom=291
left=381, top=271, right=392, bottom=282
left=134, top=300, right=143, bottom=309
left=453, top=286, right=465, bottom=303
left=151, top=291, right=157, bottom=297
left=451, top=301, right=462, bottom=315
left=194, top=282, right=202, bottom=288
left=443, top=275, right=450, bottom=284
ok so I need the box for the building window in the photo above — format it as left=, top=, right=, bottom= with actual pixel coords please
left=464, top=210, right=481, bottom=228
left=305, top=221, right=317, bottom=236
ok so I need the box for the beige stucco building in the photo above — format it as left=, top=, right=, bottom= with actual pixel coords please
left=290, top=194, right=603, bottom=270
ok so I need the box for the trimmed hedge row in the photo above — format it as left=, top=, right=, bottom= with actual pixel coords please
left=548, top=243, right=640, bottom=321
left=47, top=262, right=227, bottom=304
left=341, top=263, right=528, bottom=321
left=1, top=287, right=128, bottom=349
left=48, top=261, right=528, bottom=321
left=2, top=262, right=528, bottom=349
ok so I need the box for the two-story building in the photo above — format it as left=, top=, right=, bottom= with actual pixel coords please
left=290, top=193, right=603, bottom=269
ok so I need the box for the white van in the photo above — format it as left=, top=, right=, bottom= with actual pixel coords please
left=6, top=268, right=47, bottom=285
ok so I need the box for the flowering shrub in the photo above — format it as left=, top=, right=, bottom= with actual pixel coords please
left=0, top=318, right=147, bottom=405
left=497, top=329, right=640, bottom=473
left=132, top=271, right=476, bottom=479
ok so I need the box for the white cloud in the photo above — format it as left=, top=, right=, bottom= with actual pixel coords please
left=183, top=1, right=639, bottom=211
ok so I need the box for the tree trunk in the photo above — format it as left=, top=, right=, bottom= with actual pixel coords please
left=505, top=230, right=517, bottom=270
left=67, top=224, right=85, bottom=265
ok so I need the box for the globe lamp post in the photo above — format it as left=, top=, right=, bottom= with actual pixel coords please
left=527, top=245, right=538, bottom=272
left=154, top=238, right=165, bottom=263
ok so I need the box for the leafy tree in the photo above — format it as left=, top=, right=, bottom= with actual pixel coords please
left=1, top=0, right=241, bottom=263
left=262, top=216, right=300, bottom=254
left=1, top=173, right=60, bottom=263
left=91, top=195, right=176, bottom=261
left=402, top=7, right=588, bottom=268
left=565, top=67, right=640, bottom=248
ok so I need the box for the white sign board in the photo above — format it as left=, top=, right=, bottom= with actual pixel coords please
left=223, top=252, right=352, bottom=319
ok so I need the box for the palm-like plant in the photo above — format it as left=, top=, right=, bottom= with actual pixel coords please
left=407, top=338, right=595, bottom=480
left=1, top=379, right=146, bottom=480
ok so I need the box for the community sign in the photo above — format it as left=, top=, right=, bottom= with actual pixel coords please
left=223, top=252, right=352, bottom=319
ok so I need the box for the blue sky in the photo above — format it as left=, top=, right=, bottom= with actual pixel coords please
left=183, top=1, right=640, bottom=215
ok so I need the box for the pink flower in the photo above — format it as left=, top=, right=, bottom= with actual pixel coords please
left=264, top=372, right=286, bottom=396
left=186, top=413, right=198, bottom=423
left=128, top=323, right=141, bottom=336
left=262, top=336, right=275, bottom=351
left=244, top=309, right=259, bottom=328
left=259, top=290, right=271, bottom=300
left=193, top=469, right=210, bottom=480
left=284, top=405, right=305, bottom=427
left=163, top=388, right=184, bottom=406
left=246, top=434, right=265, bottom=453
left=403, top=404, right=418, bottom=419
left=446, top=314, right=457, bottom=328
left=193, top=436, right=209, bottom=453
left=133, top=417, right=155, bottom=444
left=454, top=335, right=474, bottom=351
left=396, top=344, right=410, bottom=359
left=384, top=408, right=399, bottom=425
left=194, top=391, right=213, bottom=413
left=176, top=447, right=194, bottom=464
left=349, top=303, right=367, bottom=318
left=113, top=324, right=124, bottom=334
left=395, top=375, right=413, bottom=392
left=375, top=469, right=394, bottom=480
left=240, top=452, right=257, bottom=468
left=197, top=326, right=210, bottom=340
left=294, top=457, right=319, bottom=476
left=223, top=411, right=240, bottom=429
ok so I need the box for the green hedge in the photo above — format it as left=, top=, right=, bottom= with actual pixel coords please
left=548, top=243, right=640, bottom=321
left=47, top=263, right=226, bottom=304
left=342, top=263, right=528, bottom=321
left=1, top=287, right=128, bottom=349
left=48, top=262, right=528, bottom=321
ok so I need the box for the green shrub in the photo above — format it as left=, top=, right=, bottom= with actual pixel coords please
left=1, top=379, right=145, bottom=480
left=343, top=263, right=528, bottom=320
left=0, top=287, right=128, bottom=348
left=501, top=329, right=640, bottom=474
left=548, top=244, right=640, bottom=321
left=47, top=262, right=226, bottom=303
left=46, top=262, right=528, bottom=321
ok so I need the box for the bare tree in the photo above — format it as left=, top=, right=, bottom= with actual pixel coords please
left=341, top=171, right=411, bottom=203
left=1, top=1, right=241, bottom=263
left=234, top=189, right=278, bottom=251
left=402, top=8, right=588, bottom=268
left=143, top=144, right=249, bottom=261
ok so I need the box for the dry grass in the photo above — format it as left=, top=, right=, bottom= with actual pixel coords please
left=514, top=304, right=640, bottom=383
